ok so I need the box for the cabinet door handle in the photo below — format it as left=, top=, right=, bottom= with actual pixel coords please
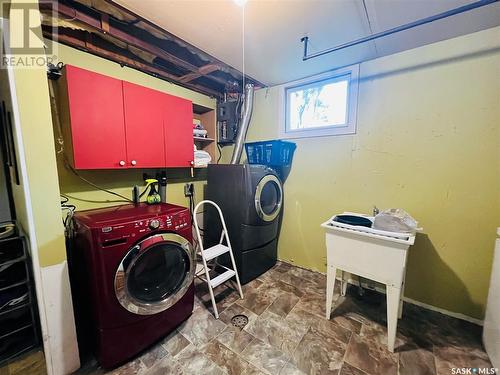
left=119, top=160, right=125, bottom=166
left=131, top=160, right=137, bottom=166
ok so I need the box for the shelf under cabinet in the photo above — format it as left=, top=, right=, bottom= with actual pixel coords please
left=194, top=137, right=215, bottom=142
left=0, top=256, right=27, bottom=268
left=0, top=325, right=37, bottom=367
left=0, top=231, right=40, bottom=367
left=0, top=280, right=28, bottom=293
left=0, top=342, right=37, bottom=367
left=0, top=302, right=31, bottom=317
left=0, top=324, right=33, bottom=341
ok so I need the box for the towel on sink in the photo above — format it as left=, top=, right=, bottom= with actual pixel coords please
left=373, top=209, right=418, bottom=234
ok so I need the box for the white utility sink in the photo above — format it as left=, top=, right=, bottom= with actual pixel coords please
left=321, top=212, right=418, bottom=352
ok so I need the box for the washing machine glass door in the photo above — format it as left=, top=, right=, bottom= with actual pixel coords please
left=115, top=233, right=194, bottom=315
left=255, top=174, right=283, bottom=222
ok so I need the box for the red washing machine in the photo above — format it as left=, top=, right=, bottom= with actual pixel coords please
left=69, top=203, right=194, bottom=369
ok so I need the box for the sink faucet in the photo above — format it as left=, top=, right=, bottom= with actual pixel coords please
left=373, top=205, right=380, bottom=216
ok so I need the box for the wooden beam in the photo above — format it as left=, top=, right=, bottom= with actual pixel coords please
left=100, top=13, right=110, bottom=34
left=179, top=64, right=221, bottom=83
left=178, top=72, right=203, bottom=84
left=105, top=0, right=264, bottom=88
left=44, top=28, right=221, bottom=98
left=41, top=1, right=198, bottom=70
left=40, top=1, right=229, bottom=87
left=199, top=64, right=221, bottom=75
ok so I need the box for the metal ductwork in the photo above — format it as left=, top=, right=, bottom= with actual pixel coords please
left=230, top=83, right=255, bottom=164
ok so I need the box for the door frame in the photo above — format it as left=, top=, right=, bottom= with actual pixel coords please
left=1, top=18, right=80, bottom=374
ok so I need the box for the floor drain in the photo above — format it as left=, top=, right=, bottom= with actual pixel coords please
left=230, top=314, right=249, bottom=329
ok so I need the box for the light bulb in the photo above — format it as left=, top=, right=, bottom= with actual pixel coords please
left=233, top=0, right=247, bottom=6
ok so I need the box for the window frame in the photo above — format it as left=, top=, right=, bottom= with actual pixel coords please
left=279, top=64, right=360, bottom=139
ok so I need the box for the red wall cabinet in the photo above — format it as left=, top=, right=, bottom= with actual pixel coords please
left=59, top=65, right=194, bottom=169
left=165, top=94, right=194, bottom=168
left=122, top=82, right=166, bottom=168
left=62, top=65, right=127, bottom=169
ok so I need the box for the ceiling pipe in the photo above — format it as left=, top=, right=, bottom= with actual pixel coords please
left=230, top=84, right=255, bottom=164
left=301, top=0, right=498, bottom=61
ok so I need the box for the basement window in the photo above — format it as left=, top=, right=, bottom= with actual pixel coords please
left=281, top=65, right=359, bottom=138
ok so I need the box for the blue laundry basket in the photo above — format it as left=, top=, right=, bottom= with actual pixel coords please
left=245, top=140, right=296, bottom=166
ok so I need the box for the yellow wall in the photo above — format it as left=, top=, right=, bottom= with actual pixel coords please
left=231, top=27, right=500, bottom=319
left=11, top=66, right=68, bottom=267
left=52, top=43, right=216, bottom=213
left=2, top=0, right=67, bottom=267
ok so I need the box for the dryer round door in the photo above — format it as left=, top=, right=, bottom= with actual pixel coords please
left=114, top=233, right=194, bottom=315
left=254, top=174, right=283, bottom=222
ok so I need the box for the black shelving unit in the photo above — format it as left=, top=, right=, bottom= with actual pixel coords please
left=0, top=224, right=40, bottom=366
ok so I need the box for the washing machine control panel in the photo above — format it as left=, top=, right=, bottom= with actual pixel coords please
left=149, top=219, right=161, bottom=230
left=98, top=209, right=191, bottom=246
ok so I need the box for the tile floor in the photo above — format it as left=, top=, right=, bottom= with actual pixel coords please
left=81, top=261, right=491, bottom=375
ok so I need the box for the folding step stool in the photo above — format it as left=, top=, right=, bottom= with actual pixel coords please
left=193, top=200, right=243, bottom=318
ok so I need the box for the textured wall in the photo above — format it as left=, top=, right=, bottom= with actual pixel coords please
left=5, top=26, right=66, bottom=267
left=225, top=27, right=500, bottom=319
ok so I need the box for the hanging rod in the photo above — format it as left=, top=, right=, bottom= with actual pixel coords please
left=301, top=0, right=498, bottom=61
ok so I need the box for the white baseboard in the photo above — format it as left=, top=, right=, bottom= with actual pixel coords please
left=278, top=260, right=483, bottom=326
left=41, top=261, right=80, bottom=374
left=335, top=276, right=484, bottom=326
left=402, top=295, right=483, bottom=326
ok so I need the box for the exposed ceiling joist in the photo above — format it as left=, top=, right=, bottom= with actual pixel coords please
left=39, top=0, right=263, bottom=97
left=43, top=26, right=222, bottom=97
left=179, top=64, right=220, bottom=83
left=41, top=1, right=223, bottom=79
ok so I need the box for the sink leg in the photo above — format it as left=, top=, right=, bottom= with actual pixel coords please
left=341, top=270, right=348, bottom=297
left=398, top=298, right=404, bottom=320
left=398, top=275, right=406, bottom=319
left=326, top=266, right=337, bottom=320
left=386, top=285, right=402, bottom=353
